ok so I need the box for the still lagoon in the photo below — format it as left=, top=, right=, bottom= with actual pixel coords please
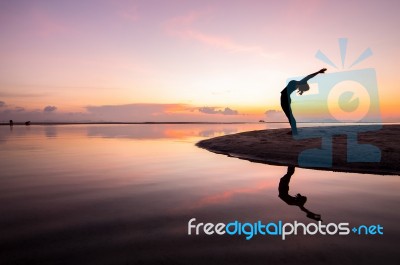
left=0, top=124, right=398, bottom=264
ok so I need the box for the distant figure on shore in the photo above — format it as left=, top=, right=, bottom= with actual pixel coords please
left=9, top=120, right=13, bottom=126
left=281, top=68, right=327, bottom=135
left=25, top=121, right=31, bottom=126
left=278, top=166, right=322, bottom=221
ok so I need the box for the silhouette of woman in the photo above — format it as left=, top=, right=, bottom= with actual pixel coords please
left=281, top=68, right=327, bottom=135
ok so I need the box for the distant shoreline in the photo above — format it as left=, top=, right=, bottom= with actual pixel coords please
left=0, top=121, right=393, bottom=126
left=0, top=121, right=256, bottom=126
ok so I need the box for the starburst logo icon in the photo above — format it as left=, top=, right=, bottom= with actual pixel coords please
left=316, top=38, right=375, bottom=121
left=315, top=38, right=373, bottom=69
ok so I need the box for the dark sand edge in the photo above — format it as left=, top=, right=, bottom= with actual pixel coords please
left=197, top=125, right=400, bottom=176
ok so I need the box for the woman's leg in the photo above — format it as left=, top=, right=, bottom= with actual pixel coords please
left=280, top=95, right=298, bottom=134
left=287, top=107, right=298, bottom=134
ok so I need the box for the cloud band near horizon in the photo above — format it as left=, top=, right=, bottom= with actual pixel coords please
left=0, top=102, right=257, bottom=123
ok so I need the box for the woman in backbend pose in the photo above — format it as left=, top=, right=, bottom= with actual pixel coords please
left=281, top=68, right=327, bottom=135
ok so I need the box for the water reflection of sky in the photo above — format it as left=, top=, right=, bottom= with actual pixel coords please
left=0, top=124, right=398, bottom=264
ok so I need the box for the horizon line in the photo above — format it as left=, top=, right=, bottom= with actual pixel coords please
left=1, top=121, right=396, bottom=126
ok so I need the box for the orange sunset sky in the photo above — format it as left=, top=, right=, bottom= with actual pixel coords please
left=0, top=0, right=399, bottom=122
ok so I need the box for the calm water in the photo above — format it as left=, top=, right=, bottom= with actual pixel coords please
left=0, top=124, right=398, bottom=265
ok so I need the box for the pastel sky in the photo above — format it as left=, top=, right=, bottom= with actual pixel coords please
left=0, top=0, right=399, bottom=122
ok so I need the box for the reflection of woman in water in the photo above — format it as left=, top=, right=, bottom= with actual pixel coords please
left=281, top=68, right=327, bottom=135
left=278, top=166, right=321, bottom=221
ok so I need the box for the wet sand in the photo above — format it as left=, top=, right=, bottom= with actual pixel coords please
left=197, top=125, right=400, bottom=175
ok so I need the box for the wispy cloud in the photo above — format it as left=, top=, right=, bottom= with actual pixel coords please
left=165, top=11, right=271, bottom=57
left=85, top=103, right=180, bottom=120
left=30, top=8, right=72, bottom=37
left=0, top=91, right=49, bottom=98
left=1, top=103, right=251, bottom=122
left=115, top=0, right=140, bottom=22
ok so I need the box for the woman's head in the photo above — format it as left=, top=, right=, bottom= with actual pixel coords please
left=297, top=82, right=310, bottom=95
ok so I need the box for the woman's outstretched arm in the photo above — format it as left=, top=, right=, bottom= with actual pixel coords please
left=300, top=68, right=327, bottom=83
